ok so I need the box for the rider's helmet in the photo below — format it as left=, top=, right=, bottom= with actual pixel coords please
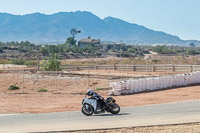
left=86, top=89, right=93, bottom=96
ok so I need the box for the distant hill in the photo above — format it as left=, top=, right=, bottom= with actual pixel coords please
left=0, top=11, right=199, bottom=45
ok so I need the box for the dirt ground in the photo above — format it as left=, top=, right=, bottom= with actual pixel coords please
left=0, top=71, right=200, bottom=114
left=55, top=123, right=200, bottom=133
left=70, top=69, right=183, bottom=77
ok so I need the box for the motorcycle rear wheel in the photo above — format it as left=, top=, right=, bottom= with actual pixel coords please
left=81, top=104, right=94, bottom=116
left=109, top=103, right=120, bottom=114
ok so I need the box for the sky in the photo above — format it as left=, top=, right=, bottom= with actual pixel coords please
left=0, top=0, right=200, bottom=40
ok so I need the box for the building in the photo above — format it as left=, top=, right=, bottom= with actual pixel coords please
left=152, top=44, right=176, bottom=47
left=101, top=42, right=129, bottom=51
left=78, top=38, right=100, bottom=48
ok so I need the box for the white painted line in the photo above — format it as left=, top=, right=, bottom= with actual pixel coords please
left=0, top=114, right=18, bottom=116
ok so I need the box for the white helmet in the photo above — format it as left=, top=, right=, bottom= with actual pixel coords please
left=86, top=89, right=93, bottom=96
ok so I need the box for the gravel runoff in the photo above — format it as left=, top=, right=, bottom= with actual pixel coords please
left=53, top=123, right=200, bottom=133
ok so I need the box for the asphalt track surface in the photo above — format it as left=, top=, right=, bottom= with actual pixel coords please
left=0, top=100, right=200, bottom=133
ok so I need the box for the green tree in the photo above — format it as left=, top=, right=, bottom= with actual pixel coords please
left=152, top=45, right=176, bottom=54
left=152, top=45, right=164, bottom=53
left=128, top=48, right=138, bottom=53
left=65, top=37, right=76, bottom=46
left=187, top=49, right=198, bottom=55
left=84, top=44, right=98, bottom=53
left=189, top=43, right=195, bottom=47
left=39, top=47, right=48, bottom=55
left=95, top=52, right=102, bottom=57
left=0, top=48, right=3, bottom=53
left=41, top=53, right=61, bottom=71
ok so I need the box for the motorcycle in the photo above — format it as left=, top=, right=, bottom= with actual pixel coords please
left=81, top=95, right=120, bottom=116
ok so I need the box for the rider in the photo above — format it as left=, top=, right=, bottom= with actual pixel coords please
left=86, top=89, right=105, bottom=110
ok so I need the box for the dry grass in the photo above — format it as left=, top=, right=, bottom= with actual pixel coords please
left=61, top=55, right=200, bottom=66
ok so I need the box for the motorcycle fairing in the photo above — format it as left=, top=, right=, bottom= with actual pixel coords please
left=83, top=98, right=97, bottom=111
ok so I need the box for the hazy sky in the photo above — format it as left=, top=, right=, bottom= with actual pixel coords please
left=0, top=0, right=200, bottom=40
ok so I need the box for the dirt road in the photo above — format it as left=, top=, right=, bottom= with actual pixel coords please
left=56, top=123, right=200, bottom=133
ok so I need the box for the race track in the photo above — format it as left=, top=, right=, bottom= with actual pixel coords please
left=0, top=100, right=200, bottom=133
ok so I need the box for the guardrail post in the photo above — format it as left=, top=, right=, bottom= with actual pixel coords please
left=172, top=64, right=175, bottom=72
left=190, top=65, right=192, bottom=72
left=94, top=65, right=98, bottom=70
left=152, top=65, right=155, bottom=72
left=132, top=64, right=136, bottom=71
left=113, top=64, right=116, bottom=70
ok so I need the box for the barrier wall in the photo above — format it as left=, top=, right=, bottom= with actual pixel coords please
left=109, top=71, right=200, bottom=95
left=0, top=64, right=27, bottom=69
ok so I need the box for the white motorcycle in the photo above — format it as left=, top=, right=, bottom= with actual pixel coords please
left=81, top=95, right=120, bottom=116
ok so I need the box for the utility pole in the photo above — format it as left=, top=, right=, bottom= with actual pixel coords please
left=57, top=38, right=59, bottom=45
left=55, top=68, right=58, bottom=93
left=22, top=71, right=25, bottom=93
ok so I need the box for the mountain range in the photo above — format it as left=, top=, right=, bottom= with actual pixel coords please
left=0, top=11, right=199, bottom=45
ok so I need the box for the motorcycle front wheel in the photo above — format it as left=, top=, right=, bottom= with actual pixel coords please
left=81, top=104, right=94, bottom=116
left=108, top=103, right=120, bottom=114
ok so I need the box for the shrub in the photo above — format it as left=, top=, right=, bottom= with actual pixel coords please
left=37, top=88, right=48, bottom=92
left=187, top=49, right=199, bottom=55
left=152, top=59, right=161, bottom=64
left=95, top=87, right=104, bottom=90
left=40, top=53, right=61, bottom=71
left=0, top=59, right=11, bottom=64
left=24, top=60, right=38, bottom=66
left=0, top=48, right=3, bottom=53
left=11, top=58, right=25, bottom=65
left=8, top=85, right=20, bottom=90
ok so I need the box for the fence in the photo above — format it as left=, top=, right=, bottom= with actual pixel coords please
left=0, top=72, right=88, bottom=94
left=1, top=64, right=200, bottom=74
left=61, top=64, right=200, bottom=72
left=1, top=64, right=200, bottom=73
left=1, top=64, right=200, bottom=95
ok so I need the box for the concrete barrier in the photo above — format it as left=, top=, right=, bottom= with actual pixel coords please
left=0, top=64, right=27, bottom=69
left=109, top=71, right=200, bottom=95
